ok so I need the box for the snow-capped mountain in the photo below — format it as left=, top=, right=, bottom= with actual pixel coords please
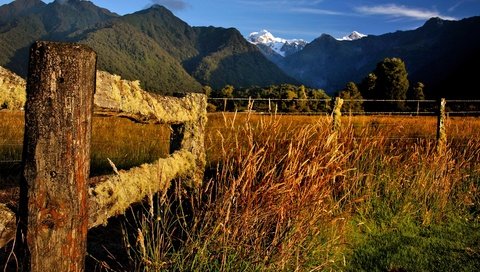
left=338, top=31, right=367, bottom=41
left=248, top=30, right=307, bottom=57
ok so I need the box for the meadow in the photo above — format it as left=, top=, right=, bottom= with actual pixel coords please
left=1, top=111, right=479, bottom=271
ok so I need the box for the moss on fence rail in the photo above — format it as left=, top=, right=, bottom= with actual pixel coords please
left=0, top=65, right=207, bottom=251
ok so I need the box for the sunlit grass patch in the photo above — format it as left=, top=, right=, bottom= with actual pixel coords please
left=0, top=111, right=171, bottom=177
left=90, top=115, right=170, bottom=176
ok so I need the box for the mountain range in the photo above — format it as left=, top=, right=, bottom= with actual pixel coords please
left=248, top=30, right=307, bottom=57
left=0, top=0, right=296, bottom=94
left=279, top=17, right=480, bottom=98
left=0, top=0, right=479, bottom=98
left=338, top=31, right=367, bottom=41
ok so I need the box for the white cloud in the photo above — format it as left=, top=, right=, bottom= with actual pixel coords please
left=290, top=7, right=345, bottom=16
left=236, top=0, right=326, bottom=8
left=356, top=4, right=456, bottom=21
left=236, top=0, right=343, bottom=16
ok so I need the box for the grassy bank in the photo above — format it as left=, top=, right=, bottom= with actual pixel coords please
left=1, top=111, right=479, bottom=271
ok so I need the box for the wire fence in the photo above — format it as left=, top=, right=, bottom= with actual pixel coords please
left=207, top=98, right=480, bottom=116
left=1, top=99, right=480, bottom=164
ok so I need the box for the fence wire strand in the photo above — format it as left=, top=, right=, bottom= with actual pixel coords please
left=208, top=98, right=480, bottom=115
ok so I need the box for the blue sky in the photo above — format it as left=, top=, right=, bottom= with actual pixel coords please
left=2, top=0, right=480, bottom=41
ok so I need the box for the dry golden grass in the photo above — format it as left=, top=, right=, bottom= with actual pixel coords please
left=1, top=111, right=480, bottom=270
left=182, top=112, right=480, bottom=270
left=0, top=111, right=170, bottom=177
left=124, top=112, right=478, bottom=271
left=0, top=111, right=23, bottom=159
left=90, top=115, right=170, bottom=176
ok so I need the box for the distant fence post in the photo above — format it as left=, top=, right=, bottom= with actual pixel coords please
left=436, top=98, right=447, bottom=152
left=20, top=41, right=96, bottom=271
left=332, top=97, right=343, bottom=132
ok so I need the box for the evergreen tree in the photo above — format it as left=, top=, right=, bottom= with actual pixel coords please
left=373, top=57, right=409, bottom=111
left=407, top=82, right=426, bottom=114
left=283, top=89, right=298, bottom=112
left=203, top=85, right=213, bottom=97
left=410, top=82, right=425, bottom=100
left=339, top=82, right=364, bottom=114
left=219, top=85, right=235, bottom=111
left=308, top=88, right=330, bottom=113
left=220, top=85, right=234, bottom=98
left=359, top=73, right=377, bottom=99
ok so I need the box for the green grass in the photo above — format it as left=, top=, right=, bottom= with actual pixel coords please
left=346, top=217, right=480, bottom=272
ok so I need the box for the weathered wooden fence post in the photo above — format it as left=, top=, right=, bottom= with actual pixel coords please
left=170, top=95, right=207, bottom=187
left=332, top=97, right=344, bottom=132
left=436, top=98, right=447, bottom=152
left=21, top=41, right=96, bottom=271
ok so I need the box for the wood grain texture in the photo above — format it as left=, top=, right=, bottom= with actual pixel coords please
left=21, top=41, right=96, bottom=272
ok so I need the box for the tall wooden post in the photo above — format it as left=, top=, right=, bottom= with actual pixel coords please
left=436, top=98, right=447, bottom=153
left=21, top=41, right=96, bottom=271
left=332, top=97, right=344, bottom=132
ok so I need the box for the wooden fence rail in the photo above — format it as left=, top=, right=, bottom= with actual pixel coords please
left=0, top=41, right=206, bottom=271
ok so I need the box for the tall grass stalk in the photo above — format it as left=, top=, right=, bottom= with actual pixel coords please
left=126, top=113, right=480, bottom=271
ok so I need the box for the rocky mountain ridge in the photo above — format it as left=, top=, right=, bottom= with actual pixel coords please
left=247, top=30, right=307, bottom=57
left=338, top=31, right=367, bottom=41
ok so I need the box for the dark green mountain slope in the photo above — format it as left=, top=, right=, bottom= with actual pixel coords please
left=116, top=5, right=297, bottom=89
left=0, top=2, right=295, bottom=94
left=0, top=15, right=47, bottom=75
left=190, top=26, right=296, bottom=88
left=38, top=0, right=118, bottom=36
left=0, top=0, right=45, bottom=26
left=76, top=21, right=202, bottom=94
left=120, top=5, right=198, bottom=62
left=0, top=0, right=118, bottom=77
left=283, top=17, right=480, bottom=98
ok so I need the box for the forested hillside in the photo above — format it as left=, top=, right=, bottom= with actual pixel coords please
left=0, top=1, right=295, bottom=94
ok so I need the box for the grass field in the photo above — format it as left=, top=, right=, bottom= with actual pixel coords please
left=1, top=111, right=479, bottom=271
left=0, top=111, right=171, bottom=179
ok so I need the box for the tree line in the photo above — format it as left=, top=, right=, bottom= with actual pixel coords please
left=206, top=57, right=426, bottom=113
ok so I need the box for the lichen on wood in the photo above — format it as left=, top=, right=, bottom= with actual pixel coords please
left=0, top=63, right=207, bottom=250
left=95, top=71, right=206, bottom=124
left=0, top=150, right=198, bottom=245
left=332, top=97, right=344, bottom=132
left=0, top=68, right=207, bottom=125
left=21, top=41, right=96, bottom=271
left=0, top=203, right=16, bottom=247
left=436, top=98, right=447, bottom=153
left=88, top=150, right=195, bottom=227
